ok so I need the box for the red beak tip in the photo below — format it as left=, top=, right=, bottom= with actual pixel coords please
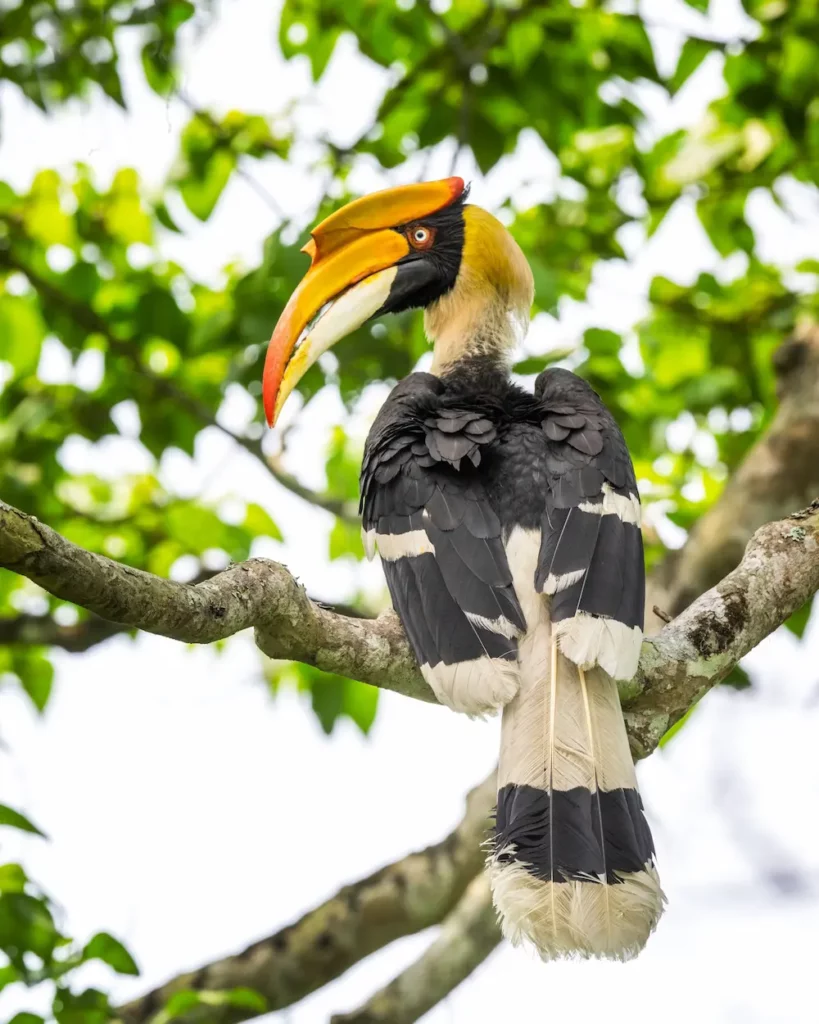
left=262, top=392, right=275, bottom=428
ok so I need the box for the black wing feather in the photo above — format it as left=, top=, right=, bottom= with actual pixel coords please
left=361, top=375, right=524, bottom=682
left=534, top=368, right=644, bottom=661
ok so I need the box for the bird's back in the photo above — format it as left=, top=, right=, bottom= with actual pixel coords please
left=361, top=363, right=665, bottom=960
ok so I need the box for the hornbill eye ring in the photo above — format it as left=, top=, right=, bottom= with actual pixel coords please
left=408, top=225, right=435, bottom=249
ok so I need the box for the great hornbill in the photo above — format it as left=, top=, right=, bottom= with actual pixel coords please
left=263, top=177, right=665, bottom=960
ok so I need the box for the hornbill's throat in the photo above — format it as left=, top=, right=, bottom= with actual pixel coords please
left=263, top=177, right=534, bottom=425
left=262, top=177, right=465, bottom=425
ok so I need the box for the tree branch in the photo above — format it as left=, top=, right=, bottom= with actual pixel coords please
left=3, top=495, right=818, bottom=730
left=0, top=612, right=128, bottom=652
left=0, top=500, right=431, bottom=701
left=330, top=875, right=499, bottom=1024
left=647, top=326, right=819, bottom=629
left=108, top=497, right=819, bottom=1024
left=628, top=498, right=819, bottom=756
left=116, top=773, right=496, bottom=1024
left=0, top=247, right=359, bottom=525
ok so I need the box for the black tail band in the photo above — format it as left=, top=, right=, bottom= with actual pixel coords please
left=495, top=783, right=655, bottom=883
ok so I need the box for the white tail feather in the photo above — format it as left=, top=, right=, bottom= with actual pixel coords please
left=489, top=857, right=664, bottom=962
left=493, top=540, right=665, bottom=960
left=554, top=612, right=642, bottom=680
left=421, top=657, right=519, bottom=718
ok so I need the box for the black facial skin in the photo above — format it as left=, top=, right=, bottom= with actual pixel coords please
left=372, top=188, right=468, bottom=318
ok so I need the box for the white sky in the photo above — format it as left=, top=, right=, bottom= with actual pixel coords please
left=2, top=1, right=819, bottom=1022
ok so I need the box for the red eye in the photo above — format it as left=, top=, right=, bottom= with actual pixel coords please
left=408, top=225, right=434, bottom=249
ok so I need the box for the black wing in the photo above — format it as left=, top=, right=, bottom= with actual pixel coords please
left=533, top=368, right=644, bottom=679
left=360, top=374, right=526, bottom=716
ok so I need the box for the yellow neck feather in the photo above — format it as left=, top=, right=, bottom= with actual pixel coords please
left=424, top=205, right=534, bottom=375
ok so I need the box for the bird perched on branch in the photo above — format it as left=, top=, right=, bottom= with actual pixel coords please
left=263, top=177, right=665, bottom=960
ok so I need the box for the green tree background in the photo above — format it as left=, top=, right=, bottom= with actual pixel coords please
left=1, top=1, right=819, bottom=1022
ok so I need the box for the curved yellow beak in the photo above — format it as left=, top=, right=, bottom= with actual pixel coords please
left=262, top=176, right=464, bottom=425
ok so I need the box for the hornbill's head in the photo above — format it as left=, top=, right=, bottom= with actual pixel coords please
left=263, top=177, right=534, bottom=425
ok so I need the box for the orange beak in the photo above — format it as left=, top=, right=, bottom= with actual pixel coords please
left=262, top=176, right=464, bottom=425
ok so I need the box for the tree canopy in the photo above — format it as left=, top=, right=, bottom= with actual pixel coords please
left=1, top=1, right=819, bottom=1022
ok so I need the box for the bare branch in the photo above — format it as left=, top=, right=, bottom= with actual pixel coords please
left=331, top=875, right=499, bottom=1024
left=116, top=773, right=496, bottom=1024
left=0, top=247, right=359, bottom=525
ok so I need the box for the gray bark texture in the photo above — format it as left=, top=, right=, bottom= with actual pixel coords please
left=3, top=499, right=817, bottom=743
left=330, top=875, right=500, bottom=1024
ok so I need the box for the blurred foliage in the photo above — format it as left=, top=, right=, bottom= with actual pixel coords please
left=1, top=1, right=819, bottom=1013
left=0, top=0, right=200, bottom=112
left=0, top=808, right=139, bottom=1022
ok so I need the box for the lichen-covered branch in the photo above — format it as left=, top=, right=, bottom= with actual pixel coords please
left=330, top=875, right=500, bottom=1024
left=116, top=773, right=496, bottom=1024
left=647, top=326, right=819, bottom=629
left=0, top=501, right=433, bottom=702
left=628, top=499, right=819, bottom=756
left=4, top=498, right=818, bottom=738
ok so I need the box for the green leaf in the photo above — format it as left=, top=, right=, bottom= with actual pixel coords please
left=311, top=678, right=345, bottom=735
left=10, top=1014, right=45, bottom=1024
left=721, top=664, right=752, bottom=690
left=178, top=148, right=235, bottom=221
left=512, top=348, right=575, bottom=376
left=159, top=987, right=266, bottom=1022
left=244, top=503, right=282, bottom=542
left=584, top=328, right=622, bottom=355
left=342, top=680, right=379, bottom=736
left=163, top=990, right=204, bottom=1017
left=0, top=892, right=59, bottom=962
left=784, top=598, right=813, bottom=639
left=18, top=652, right=54, bottom=713
left=0, top=864, right=28, bottom=894
left=222, top=988, right=266, bottom=1012
left=659, top=704, right=698, bottom=747
left=0, top=296, right=46, bottom=378
left=0, top=964, right=22, bottom=992
left=53, top=986, right=112, bottom=1024
left=670, top=37, right=713, bottom=91
left=165, top=503, right=230, bottom=556
left=507, top=19, right=544, bottom=72
left=329, top=519, right=364, bottom=561
left=153, top=200, right=182, bottom=233
left=82, top=932, right=139, bottom=976
left=141, top=38, right=176, bottom=96
left=0, top=805, right=47, bottom=838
